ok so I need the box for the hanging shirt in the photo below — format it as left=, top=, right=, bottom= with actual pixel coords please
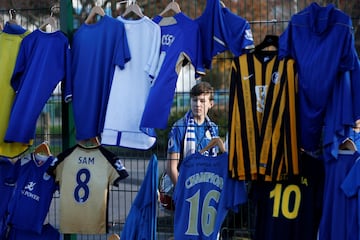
left=251, top=152, right=324, bottom=240
left=228, top=51, right=299, bottom=181
left=0, top=157, right=20, bottom=232
left=120, top=154, right=158, bottom=240
left=322, top=60, right=360, bottom=162
left=196, top=0, right=254, bottom=69
left=6, top=154, right=57, bottom=235
left=101, top=16, right=160, bottom=149
left=140, top=13, right=205, bottom=129
left=279, top=2, right=358, bottom=152
left=4, top=29, right=70, bottom=144
left=0, top=23, right=31, bottom=157
left=319, top=150, right=359, bottom=240
left=69, top=15, right=131, bottom=140
left=47, top=144, right=128, bottom=234
left=173, top=152, right=247, bottom=239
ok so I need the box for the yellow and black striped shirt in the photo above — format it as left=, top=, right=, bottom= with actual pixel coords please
left=228, top=52, right=299, bottom=181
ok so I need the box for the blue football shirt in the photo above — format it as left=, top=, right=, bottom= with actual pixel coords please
left=140, top=13, right=205, bottom=129
left=120, top=154, right=158, bottom=240
left=195, top=0, right=254, bottom=69
left=322, top=68, right=357, bottom=161
left=6, top=154, right=57, bottom=234
left=319, top=150, right=359, bottom=240
left=4, top=30, right=70, bottom=144
left=173, top=152, right=247, bottom=239
left=69, top=15, right=131, bottom=140
left=279, top=3, right=358, bottom=151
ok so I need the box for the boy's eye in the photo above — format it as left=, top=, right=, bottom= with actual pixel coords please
left=192, top=98, right=206, bottom=103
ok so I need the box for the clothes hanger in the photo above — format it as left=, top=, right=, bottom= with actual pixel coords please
left=220, top=1, right=226, bottom=7
left=39, top=16, right=57, bottom=31
left=159, top=0, right=181, bottom=16
left=8, top=9, right=18, bottom=25
left=122, top=0, right=144, bottom=18
left=108, top=233, right=120, bottom=240
left=78, top=137, right=101, bottom=148
left=200, top=137, right=226, bottom=154
left=34, top=141, right=52, bottom=156
left=339, top=138, right=357, bottom=151
left=85, top=5, right=105, bottom=24
left=40, top=6, right=57, bottom=31
left=254, top=34, right=279, bottom=52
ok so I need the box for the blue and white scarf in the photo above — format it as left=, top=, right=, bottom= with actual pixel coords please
left=183, top=110, right=218, bottom=158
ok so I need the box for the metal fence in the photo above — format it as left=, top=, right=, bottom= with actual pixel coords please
left=1, top=0, right=359, bottom=239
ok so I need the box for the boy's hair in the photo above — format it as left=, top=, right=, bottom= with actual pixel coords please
left=190, top=81, right=214, bottom=100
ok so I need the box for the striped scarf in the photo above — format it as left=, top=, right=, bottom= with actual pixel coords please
left=183, top=110, right=217, bottom=158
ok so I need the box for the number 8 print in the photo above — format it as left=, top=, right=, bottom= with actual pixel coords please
left=74, top=168, right=91, bottom=203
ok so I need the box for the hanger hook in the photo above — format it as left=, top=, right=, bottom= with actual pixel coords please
left=50, top=4, right=60, bottom=17
left=127, top=0, right=136, bottom=6
left=9, top=9, right=16, bottom=20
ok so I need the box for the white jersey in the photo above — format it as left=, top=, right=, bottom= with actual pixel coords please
left=101, top=16, right=161, bottom=149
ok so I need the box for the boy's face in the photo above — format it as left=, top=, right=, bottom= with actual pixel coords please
left=190, top=93, right=213, bottom=120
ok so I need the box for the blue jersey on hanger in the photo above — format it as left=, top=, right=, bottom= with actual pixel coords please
left=2, top=22, right=27, bottom=34
left=319, top=150, right=359, bottom=240
left=140, top=13, right=205, bottom=129
left=69, top=15, right=131, bottom=140
left=195, top=0, right=254, bottom=69
left=6, top=154, right=57, bottom=234
left=120, top=154, right=158, bottom=240
left=173, top=152, right=247, bottom=239
left=322, top=61, right=360, bottom=162
left=4, top=29, right=70, bottom=144
left=279, top=2, right=358, bottom=152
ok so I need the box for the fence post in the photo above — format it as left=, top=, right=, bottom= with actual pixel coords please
left=60, top=0, right=76, bottom=239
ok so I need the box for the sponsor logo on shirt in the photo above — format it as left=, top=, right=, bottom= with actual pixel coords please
left=162, top=34, right=175, bottom=46
left=115, top=159, right=126, bottom=171
left=263, top=56, right=270, bottom=62
left=22, top=181, right=40, bottom=201
left=272, top=72, right=280, bottom=84
left=43, top=172, right=51, bottom=181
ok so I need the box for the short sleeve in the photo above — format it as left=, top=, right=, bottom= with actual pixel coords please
left=113, top=22, right=131, bottom=70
